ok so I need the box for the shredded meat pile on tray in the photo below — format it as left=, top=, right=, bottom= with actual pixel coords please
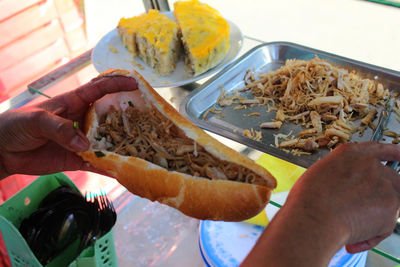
left=95, top=105, right=267, bottom=186
left=212, top=56, right=391, bottom=152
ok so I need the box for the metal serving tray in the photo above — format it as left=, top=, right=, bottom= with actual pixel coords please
left=179, top=42, right=400, bottom=168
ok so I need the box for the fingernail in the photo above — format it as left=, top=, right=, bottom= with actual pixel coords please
left=358, top=242, right=371, bottom=251
left=53, top=106, right=67, bottom=115
left=70, top=135, right=89, bottom=151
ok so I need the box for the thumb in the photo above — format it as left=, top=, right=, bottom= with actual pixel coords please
left=34, top=110, right=90, bottom=152
left=345, top=234, right=388, bottom=254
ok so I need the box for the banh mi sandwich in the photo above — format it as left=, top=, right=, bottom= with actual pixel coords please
left=79, top=70, right=276, bottom=221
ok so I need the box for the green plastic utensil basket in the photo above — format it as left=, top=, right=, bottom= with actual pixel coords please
left=0, top=173, right=117, bottom=267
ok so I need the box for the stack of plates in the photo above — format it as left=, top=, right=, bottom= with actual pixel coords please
left=199, top=220, right=367, bottom=267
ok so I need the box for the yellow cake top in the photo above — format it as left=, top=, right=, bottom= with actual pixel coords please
left=118, top=10, right=178, bottom=52
left=173, top=0, right=230, bottom=58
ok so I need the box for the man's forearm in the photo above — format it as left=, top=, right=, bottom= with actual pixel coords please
left=0, top=113, right=10, bottom=180
left=0, top=156, right=8, bottom=180
left=0, top=148, right=9, bottom=179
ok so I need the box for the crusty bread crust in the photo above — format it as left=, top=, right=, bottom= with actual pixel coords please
left=79, top=69, right=276, bottom=221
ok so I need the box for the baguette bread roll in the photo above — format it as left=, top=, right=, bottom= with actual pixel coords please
left=79, top=69, right=276, bottom=221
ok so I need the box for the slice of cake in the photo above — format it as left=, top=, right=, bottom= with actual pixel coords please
left=117, top=10, right=181, bottom=76
left=173, top=0, right=230, bottom=76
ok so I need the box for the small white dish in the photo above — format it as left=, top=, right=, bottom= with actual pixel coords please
left=198, top=199, right=368, bottom=267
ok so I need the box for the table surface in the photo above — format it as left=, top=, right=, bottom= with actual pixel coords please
left=3, top=1, right=400, bottom=266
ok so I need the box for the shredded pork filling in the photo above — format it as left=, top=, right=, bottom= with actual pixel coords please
left=211, top=56, right=391, bottom=152
left=95, top=105, right=267, bottom=186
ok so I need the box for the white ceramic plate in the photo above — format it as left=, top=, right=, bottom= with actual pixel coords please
left=198, top=202, right=368, bottom=267
left=91, top=12, right=243, bottom=88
